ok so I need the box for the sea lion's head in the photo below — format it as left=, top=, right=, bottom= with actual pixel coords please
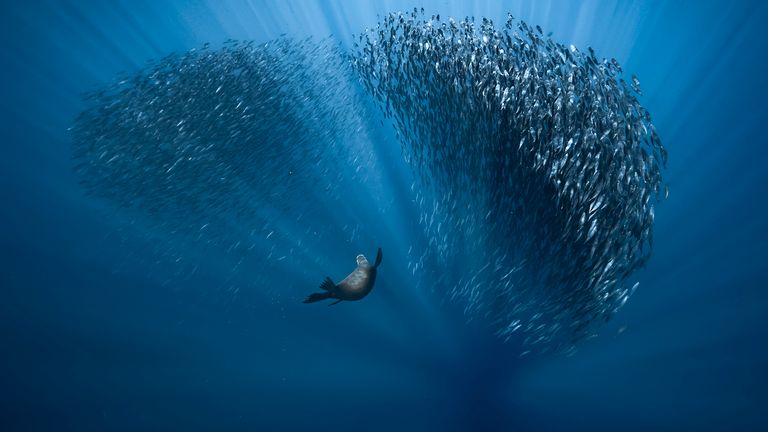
left=356, top=254, right=369, bottom=267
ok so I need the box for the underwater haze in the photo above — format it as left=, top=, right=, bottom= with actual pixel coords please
left=1, top=1, right=767, bottom=431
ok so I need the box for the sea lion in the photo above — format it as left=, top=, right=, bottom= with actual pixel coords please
left=303, top=248, right=383, bottom=305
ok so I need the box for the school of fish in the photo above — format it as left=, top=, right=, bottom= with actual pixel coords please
left=351, top=10, right=666, bottom=352
left=72, top=38, right=371, bottom=255
left=72, top=10, right=666, bottom=352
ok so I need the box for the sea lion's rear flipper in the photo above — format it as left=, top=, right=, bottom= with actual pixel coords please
left=328, top=299, right=343, bottom=306
left=303, top=292, right=332, bottom=304
left=319, top=277, right=335, bottom=291
left=374, top=247, right=383, bottom=268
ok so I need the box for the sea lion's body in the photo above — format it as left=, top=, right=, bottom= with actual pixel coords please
left=303, top=248, right=382, bottom=305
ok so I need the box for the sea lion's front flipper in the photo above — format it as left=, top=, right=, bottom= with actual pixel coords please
left=328, top=299, right=343, bottom=306
left=374, top=247, right=383, bottom=268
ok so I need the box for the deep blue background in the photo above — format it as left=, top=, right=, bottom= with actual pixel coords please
left=1, top=1, right=767, bottom=431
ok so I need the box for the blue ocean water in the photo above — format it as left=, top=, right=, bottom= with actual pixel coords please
left=1, top=1, right=767, bottom=431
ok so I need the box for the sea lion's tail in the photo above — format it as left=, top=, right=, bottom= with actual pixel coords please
left=303, top=292, right=332, bottom=304
left=374, top=247, right=383, bottom=268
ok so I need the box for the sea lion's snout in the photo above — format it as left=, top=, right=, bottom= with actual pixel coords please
left=356, top=254, right=368, bottom=265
